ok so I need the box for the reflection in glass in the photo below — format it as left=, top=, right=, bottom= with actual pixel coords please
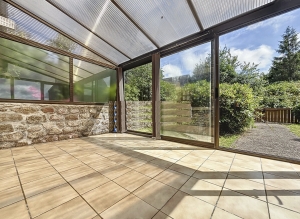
left=73, top=59, right=116, bottom=103
left=124, top=63, right=152, bottom=133
left=0, top=37, right=70, bottom=101
left=160, top=42, right=214, bottom=143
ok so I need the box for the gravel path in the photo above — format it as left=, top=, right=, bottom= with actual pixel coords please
left=233, top=123, right=300, bottom=160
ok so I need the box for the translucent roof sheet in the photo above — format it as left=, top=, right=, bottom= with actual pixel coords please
left=115, top=0, right=200, bottom=47
left=0, top=0, right=277, bottom=66
left=10, top=0, right=129, bottom=64
left=192, top=0, right=275, bottom=29
left=46, top=0, right=157, bottom=59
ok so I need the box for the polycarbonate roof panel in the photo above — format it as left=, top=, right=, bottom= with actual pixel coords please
left=0, top=1, right=115, bottom=66
left=115, top=0, right=200, bottom=47
left=192, top=0, right=275, bottom=29
left=46, top=0, right=157, bottom=59
left=10, top=0, right=129, bottom=64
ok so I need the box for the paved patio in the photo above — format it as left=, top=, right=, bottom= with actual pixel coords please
left=0, top=133, right=300, bottom=219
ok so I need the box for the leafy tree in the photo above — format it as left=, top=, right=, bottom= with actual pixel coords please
left=48, top=34, right=77, bottom=53
left=219, top=46, right=239, bottom=83
left=191, top=55, right=211, bottom=82
left=268, top=26, right=300, bottom=82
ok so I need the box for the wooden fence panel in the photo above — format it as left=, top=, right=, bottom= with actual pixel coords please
left=255, top=108, right=297, bottom=124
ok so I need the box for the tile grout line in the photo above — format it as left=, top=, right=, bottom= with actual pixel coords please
left=10, top=148, right=33, bottom=219
left=261, top=158, right=271, bottom=219
left=33, top=146, right=102, bottom=218
left=209, top=152, right=238, bottom=219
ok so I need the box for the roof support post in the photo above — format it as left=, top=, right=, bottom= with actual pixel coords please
left=117, top=67, right=126, bottom=133
left=213, top=35, right=219, bottom=148
left=152, top=53, right=161, bottom=139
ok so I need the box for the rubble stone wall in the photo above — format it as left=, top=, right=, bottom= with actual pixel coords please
left=0, top=102, right=114, bottom=149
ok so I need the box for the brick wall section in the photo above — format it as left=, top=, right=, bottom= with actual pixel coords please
left=0, top=102, right=114, bottom=149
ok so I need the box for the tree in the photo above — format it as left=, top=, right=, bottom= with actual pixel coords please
left=191, top=55, right=211, bottom=82
left=48, top=34, right=77, bottom=53
left=267, top=26, right=300, bottom=82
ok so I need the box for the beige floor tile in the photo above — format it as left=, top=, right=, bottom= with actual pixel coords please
left=201, top=160, right=231, bottom=172
left=234, top=154, right=261, bottom=163
left=150, top=157, right=177, bottom=169
left=231, top=158, right=262, bottom=171
left=0, top=186, right=24, bottom=208
left=152, top=211, right=172, bottom=219
left=0, top=149, right=12, bottom=157
left=36, top=196, right=97, bottom=219
left=164, top=151, right=187, bottom=160
left=154, top=169, right=190, bottom=189
left=52, top=160, right=83, bottom=172
left=224, top=175, right=266, bottom=201
left=189, top=150, right=215, bottom=159
left=14, top=157, right=45, bottom=166
left=135, top=163, right=165, bottom=178
left=193, top=166, right=228, bottom=187
left=268, top=203, right=300, bottom=219
left=266, top=185, right=300, bottom=213
left=100, top=194, right=157, bottom=219
left=27, top=184, right=78, bottom=218
left=82, top=181, right=129, bottom=213
left=19, top=166, right=57, bottom=184
left=134, top=153, right=156, bottom=162
left=134, top=179, right=177, bottom=209
left=107, top=154, right=132, bottom=163
left=100, top=164, right=132, bottom=180
left=161, top=190, right=215, bottom=219
left=77, top=154, right=107, bottom=164
left=262, top=163, right=300, bottom=179
left=180, top=154, right=206, bottom=166
left=169, top=161, right=198, bottom=176
left=60, top=165, right=96, bottom=181
left=263, top=173, right=300, bottom=193
left=208, top=154, right=234, bottom=165
left=22, top=174, right=66, bottom=198
left=46, top=155, right=79, bottom=165
left=88, top=159, right=117, bottom=172
left=212, top=150, right=235, bottom=158
left=0, top=200, right=30, bottom=219
left=114, top=170, right=151, bottom=192
left=0, top=166, right=17, bottom=180
left=16, top=160, right=52, bottom=174
left=180, top=177, right=222, bottom=205
left=0, top=156, right=14, bottom=166
left=211, top=208, right=240, bottom=219
left=229, top=165, right=264, bottom=184
left=0, top=175, right=20, bottom=192
left=70, top=172, right=110, bottom=194
left=217, top=189, right=269, bottom=219
left=121, top=157, right=147, bottom=169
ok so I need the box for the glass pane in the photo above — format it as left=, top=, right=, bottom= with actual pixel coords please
left=0, top=37, right=70, bottom=101
left=73, top=59, right=116, bottom=103
left=125, top=63, right=152, bottom=133
left=219, top=8, right=300, bottom=162
left=0, top=77, right=11, bottom=98
left=160, top=42, right=214, bottom=143
left=14, top=79, right=41, bottom=100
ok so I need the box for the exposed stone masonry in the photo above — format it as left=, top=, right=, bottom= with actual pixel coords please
left=0, top=102, right=114, bottom=148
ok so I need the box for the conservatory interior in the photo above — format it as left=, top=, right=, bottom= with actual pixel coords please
left=0, top=0, right=300, bottom=218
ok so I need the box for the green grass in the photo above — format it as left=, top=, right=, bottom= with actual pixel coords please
left=285, top=124, right=300, bottom=138
left=219, top=134, right=241, bottom=148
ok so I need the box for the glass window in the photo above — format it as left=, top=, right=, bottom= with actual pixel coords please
left=124, top=63, right=153, bottom=133
left=73, top=59, right=116, bottom=103
left=0, top=37, right=70, bottom=101
left=160, top=42, right=214, bottom=143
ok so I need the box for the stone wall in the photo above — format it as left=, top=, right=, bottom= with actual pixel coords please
left=126, top=101, right=152, bottom=131
left=0, top=102, right=114, bottom=149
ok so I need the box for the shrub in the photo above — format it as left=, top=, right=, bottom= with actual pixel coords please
left=220, top=83, right=257, bottom=135
left=180, top=80, right=210, bottom=107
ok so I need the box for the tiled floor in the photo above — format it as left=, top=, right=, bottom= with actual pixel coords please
left=0, top=133, right=300, bottom=219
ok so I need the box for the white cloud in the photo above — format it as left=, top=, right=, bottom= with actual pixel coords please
left=230, top=45, right=275, bottom=72
left=181, top=50, right=209, bottom=72
left=162, top=64, right=182, bottom=78
left=246, top=12, right=295, bottom=32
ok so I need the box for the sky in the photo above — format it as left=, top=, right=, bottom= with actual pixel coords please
left=161, top=8, right=300, bottom=78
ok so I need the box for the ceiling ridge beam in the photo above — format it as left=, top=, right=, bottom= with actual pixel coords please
left=45, top=0, right=132, bottom=60
left=110, top=0, right=160, bottom=49
left=186, top=0, right=204, bottom=31
left=3, top=0, right=117, bottom=66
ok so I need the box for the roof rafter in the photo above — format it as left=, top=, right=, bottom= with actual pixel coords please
left=4, top=0, right=117, bottom=66
left=186, top=0, right=204, bottom=31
